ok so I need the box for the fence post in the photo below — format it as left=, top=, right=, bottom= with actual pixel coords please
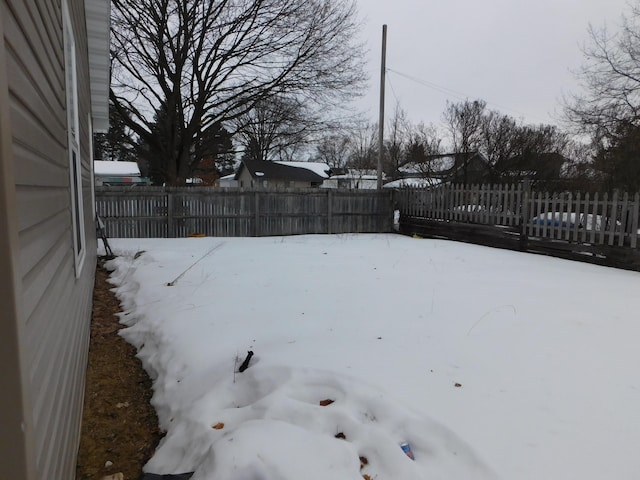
left=254, top=190, right=260, bottom=237
left=520, top=180, right=530, bottom=250
left=327, top=189, right=333, bottom=234
left=388, top=189, right=395, bottom=232
left=167, top=189, right=174, bottom=238
left=632, top=193, right=639, bottom=249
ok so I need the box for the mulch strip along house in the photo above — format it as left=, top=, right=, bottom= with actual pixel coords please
left=0, top=1, right=109, bottom=479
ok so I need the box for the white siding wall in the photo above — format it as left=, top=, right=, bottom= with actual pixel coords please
left=1, top=0, right=97, bottom=478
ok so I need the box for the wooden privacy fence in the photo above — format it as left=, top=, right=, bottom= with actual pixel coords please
left=95, top=186, right=394, bottom=238
left=395, top=183, right=640, bottom=270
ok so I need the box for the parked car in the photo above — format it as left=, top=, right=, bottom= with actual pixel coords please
left=531, top=212, right=620, bottom=231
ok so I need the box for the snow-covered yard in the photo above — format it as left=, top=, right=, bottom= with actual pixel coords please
left=106, top=234, right=640, bottom=479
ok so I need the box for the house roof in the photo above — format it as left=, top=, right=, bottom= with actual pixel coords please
left=94, top=160, right=141, bottom=176
left=235, top=159, right=328, bottom=183
left=399, top=152, right=489, bottom=178
left=85, top=0, right=110, bottom=132
left=275, top=161, right=331, bottom=178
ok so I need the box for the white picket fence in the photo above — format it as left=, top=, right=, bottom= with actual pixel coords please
left=398, top=183, right=523, bottom=226
left=396, top=184, right=640, bottom=249
left=525, top=191, right=640, bottom=248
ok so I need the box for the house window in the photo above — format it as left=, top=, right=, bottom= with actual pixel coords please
left=63, top=0, right=85, bottom=276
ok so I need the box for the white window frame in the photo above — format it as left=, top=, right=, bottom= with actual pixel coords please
left=88, top=114, right=96, bottom=220
left=63, top=0, right=86, bottom=276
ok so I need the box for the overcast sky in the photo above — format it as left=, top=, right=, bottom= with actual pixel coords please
left=355, top=0, right=631, bottom=129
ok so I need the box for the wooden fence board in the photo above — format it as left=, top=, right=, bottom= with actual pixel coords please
left=96, top=187, right=394, bottom=238
left=619, top=193, right=628, bottom=247
left=583, top=193, right=590, bottom=243
left=591, top=192, right=599, bottom=244
left=632, top=193, right=640, bottom=249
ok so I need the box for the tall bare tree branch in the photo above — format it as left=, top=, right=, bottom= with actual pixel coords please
left=110, top=0, right=367, bottom=184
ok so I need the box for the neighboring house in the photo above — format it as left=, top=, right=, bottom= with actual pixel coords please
left=94, top=160, right=150, bottom=186
left=321, top=168, right=380, bottom=189
left=0, top=1, right=109, bottom=480
left=235, top=159, right=330, bottom=188
left=494, top=152, right=566, bottom=186
left=398, top=152, right=492, bottom=185
left=215, top=173, right=239, bottom=188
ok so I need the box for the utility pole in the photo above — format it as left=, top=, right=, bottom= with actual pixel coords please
left=377, top=24, right=387, bottom=190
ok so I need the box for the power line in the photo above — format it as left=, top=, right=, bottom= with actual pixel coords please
left=386, top=73, right=401, bottom=105
left=386, top=67, right=549, bottom=124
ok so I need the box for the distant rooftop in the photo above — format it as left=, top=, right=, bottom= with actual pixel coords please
left=94, top=160, right=141, bottom=177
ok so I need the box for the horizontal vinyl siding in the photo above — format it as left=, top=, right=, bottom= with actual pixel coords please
left=14, top=185, right=69, bottom=232
left=4, top=0, right=97, bottom=479
left=18, top=209, right=69, bottom=277
left=3, top=8, right=65, bottom=140
left=19, top=215, right=70, bottom=322
left=3, top=0, right=64, bottom=101
left=12, top=139, right=68, bottom=187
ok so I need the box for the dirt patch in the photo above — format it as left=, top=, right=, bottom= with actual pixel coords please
left=76, top=263, right=164, bottom=480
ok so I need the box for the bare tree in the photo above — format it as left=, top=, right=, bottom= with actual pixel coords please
left=565, top=2, right=640, bottom=140
left=443, top=99, right=487, bottom=185
left=314, top=133, right=352, bottom=168
left=384, top=104, right=410, bottom=177
left=563, top=2, right=640, bottom=191
left=110, top=0, right=367, bottom=184
left=234, top=96, right=313, bottom=162
left=400, top=122, right=443, bottom=181
left=479, top=109, right=519, bottom=168
left=347, top=121, right=379, bottom=171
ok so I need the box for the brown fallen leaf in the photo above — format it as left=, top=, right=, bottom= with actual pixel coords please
left=319, top=399, right=334, bottom=406
left=335, top=432, right=346, bottom=439
left=359, top=456, right=369, bottom=469
left=212, top=422, right=225, bottom=430
left=454, top=383, right=462, bottom=388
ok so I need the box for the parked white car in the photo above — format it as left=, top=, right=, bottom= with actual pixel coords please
left=531, top=212, right=621, bottom=231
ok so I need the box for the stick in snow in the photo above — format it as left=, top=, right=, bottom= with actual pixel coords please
left=166, top=242, right=225, bottom=286
left=238, top=351, right=254, bottom=372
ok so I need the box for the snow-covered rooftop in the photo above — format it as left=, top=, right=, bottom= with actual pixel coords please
left=383, top=177, right=441, bottom=188
left=94, top=160, right=141, bottom=176
left=399, top=156, right=455, bottom=175
left=275, top=161, right=331, bottom=178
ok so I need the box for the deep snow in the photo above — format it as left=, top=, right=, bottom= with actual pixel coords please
left=105, top=234, right=640, bottom=479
